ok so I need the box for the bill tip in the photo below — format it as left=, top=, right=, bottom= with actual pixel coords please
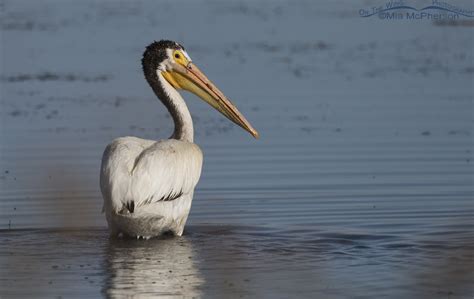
left=252, top=130, right=260, bottom=139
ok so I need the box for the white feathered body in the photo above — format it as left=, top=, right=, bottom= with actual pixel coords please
left=100, top=136, right=203, bottom=237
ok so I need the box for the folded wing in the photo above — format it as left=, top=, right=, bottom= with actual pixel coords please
left=100, top=137, right=203, bottom=214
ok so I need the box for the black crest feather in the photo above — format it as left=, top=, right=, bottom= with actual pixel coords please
left=142, top=40, right=184, bottom=75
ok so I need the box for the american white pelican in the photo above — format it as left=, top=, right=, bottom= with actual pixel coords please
left=100, top=40, right=258, bottom=238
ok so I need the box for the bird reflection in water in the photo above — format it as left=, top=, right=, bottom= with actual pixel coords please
left=103, top=234, right=203, bottom=298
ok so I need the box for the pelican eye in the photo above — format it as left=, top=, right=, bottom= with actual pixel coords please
left=174, top=53, right=180, bottom=59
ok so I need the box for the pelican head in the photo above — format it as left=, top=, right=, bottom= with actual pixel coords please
left=141, top=40, right=258, bottom=139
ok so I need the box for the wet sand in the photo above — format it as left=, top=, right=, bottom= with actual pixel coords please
left=1, top=0, right=473, bottom=298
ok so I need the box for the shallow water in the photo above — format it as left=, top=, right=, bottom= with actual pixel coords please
left=1, top=226, right=472, bottom=298
left=1, top=0, right=473, bottom=298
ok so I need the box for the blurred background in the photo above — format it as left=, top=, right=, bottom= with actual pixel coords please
left=1, top=0, right=473, bottom=298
